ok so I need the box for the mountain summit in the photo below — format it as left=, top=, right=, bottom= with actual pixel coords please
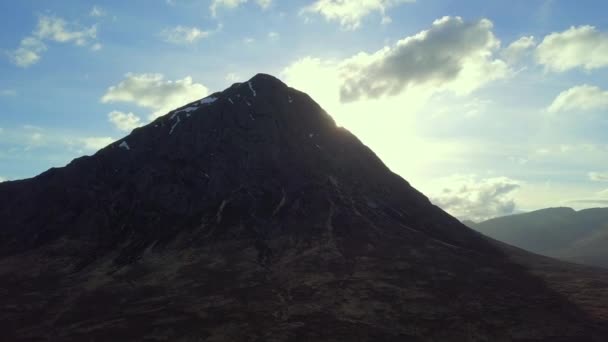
left=0, top=74, right=606, bottom=341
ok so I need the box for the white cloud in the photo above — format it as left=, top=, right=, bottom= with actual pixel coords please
left=0, top=125, right=115, bottom=160
left=9, top=15, right=99, bottom=67
left=426, top=96, right=493, bottom=119
left=339, top=16, right=510, bottom=102
left=30, top=132, right=43, bottom=143
left=225, top=73, right=241, bottom=83
left=91, top=43, right=103, bottom=51
left=547, top=85, right=608, bottom=113
left=530, top=144, right=608, bottom=168
left=16, top=126, right=45, bottom=149
left=161, top=26, right=211, bottom=44
left=431, top=175, right=521, bottom=222
left=589, top=172, right=608, bottom=182
left=10, top=37, right=47, bottom=68
left=301, top=0, right=415, bottom=30
left=211, top=0, right=247, bottom=16
left=536, top=25, right=608, bottom=72
left=281, top=55, right=469, bottom=191
left=0, top=89, right=17, bottom=97
left=35, top=15, right=97, bottom=46
left=268, top=31, right=280, bottom=40
left=502, top=35, right=536, bottom=63
left=108, top=111, right=143, bottom=132
left=564, top=186, right=608, bottom=207
left=101, top=73, right=209, bottom=119
left=257, top=0, right=272, bottom=9
left=0, top=177, right=6, bottom=183
left=90, top=6, right=106, bottom=17
left=80, top=137, right=115, bottom=151
left=281, top=18, right=509, bottom=141
left=210, top=0, right=270, bottom=16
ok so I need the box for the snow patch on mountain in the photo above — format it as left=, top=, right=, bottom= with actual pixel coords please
left=248, top=82, right=256, bottom=97
left=169, top=115, right=181, bottom=135
left=200, top=96, right=218, bottom=105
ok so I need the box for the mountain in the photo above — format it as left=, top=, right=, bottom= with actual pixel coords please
left=1, top=74, right=607, bottom=341
left=468, top=207, right=608, bottom=268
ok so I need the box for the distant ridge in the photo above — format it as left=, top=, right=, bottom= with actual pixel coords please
left=468, top=206, right=608, bottom=268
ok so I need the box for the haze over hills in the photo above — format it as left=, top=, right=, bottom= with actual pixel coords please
left=1, top=75, right=607, bottom=341
left=467, top=207, right=608, bottom=268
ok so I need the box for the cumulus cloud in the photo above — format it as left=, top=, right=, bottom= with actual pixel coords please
left=268, top=31, right=280, bottom=40
left=18, top=125, right=45, bottom=148
left=10, top=37, right=47, bottom=67
left=569, top=199, right=608, bottom=206
left=589, top=172, right=608, bottom=182
left=108, top=111, right=142, bottom=132
left=0, top=89, right=17, bottom=97
left=211, top=0, right=246, bottom=15
left=90, top=6, right=106, bottom=17
left=225, top=73, right=241, bottom=83
left=502, top=35, right=536, bottom=63
left=567, top=187, right=608, bottom=207
left=547, top=85, right=608, bottom=113
left=0, top=125, right=115, bottom=159
left=34, top=131, right=111, bottom=152
left=301, top=0, right=414, bottom=30
left=281, top=15, right=509, bottom=137
left=257, top=0, right=273, bottom=9
left=101, top=73, right=209, bottom=119
left=210, top=0, right=270, bottom=16
left=431, top=175, right=521, bottom=222
left=426, top=96, right=493, bottom=119
left=339, top=16, right=510, bottom=102
left=536, top=25, right=608, bottom=72
left=161, top=26, right=211, bottom=44
left=9, top=15, right=99, bottom=68
left=80, top=137, right=115, bottom=151
left=35, top=15, right=97, bottom=45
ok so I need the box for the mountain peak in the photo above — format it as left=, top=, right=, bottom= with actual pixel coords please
left=108, top=73, right=336, bottom=160
left=1, top=74, right=606, bottom=341
left=221, top=73, right=288, bottom=101
left=248, top=73, right=286, bottom=86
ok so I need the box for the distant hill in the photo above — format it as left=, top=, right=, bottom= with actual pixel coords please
left=468, top=207, right=608, bottom=268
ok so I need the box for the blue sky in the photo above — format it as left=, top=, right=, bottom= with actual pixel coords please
left=1, top=0, right=608, bottom=221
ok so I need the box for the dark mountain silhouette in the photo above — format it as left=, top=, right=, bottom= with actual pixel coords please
left=1, top=74, right=607, bottom=341
left=468, top=207, right=608, bottom=268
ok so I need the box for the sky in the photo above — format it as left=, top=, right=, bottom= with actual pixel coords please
left=1, top=0, right=608, bottom=222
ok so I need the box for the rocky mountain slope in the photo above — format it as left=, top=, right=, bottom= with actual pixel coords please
left=468, top=207, right=608, bottom=268
left=0, top=74, right=606, bottom=341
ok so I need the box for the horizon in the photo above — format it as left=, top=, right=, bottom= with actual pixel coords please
left=1, top=1, right=608, bottom=222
